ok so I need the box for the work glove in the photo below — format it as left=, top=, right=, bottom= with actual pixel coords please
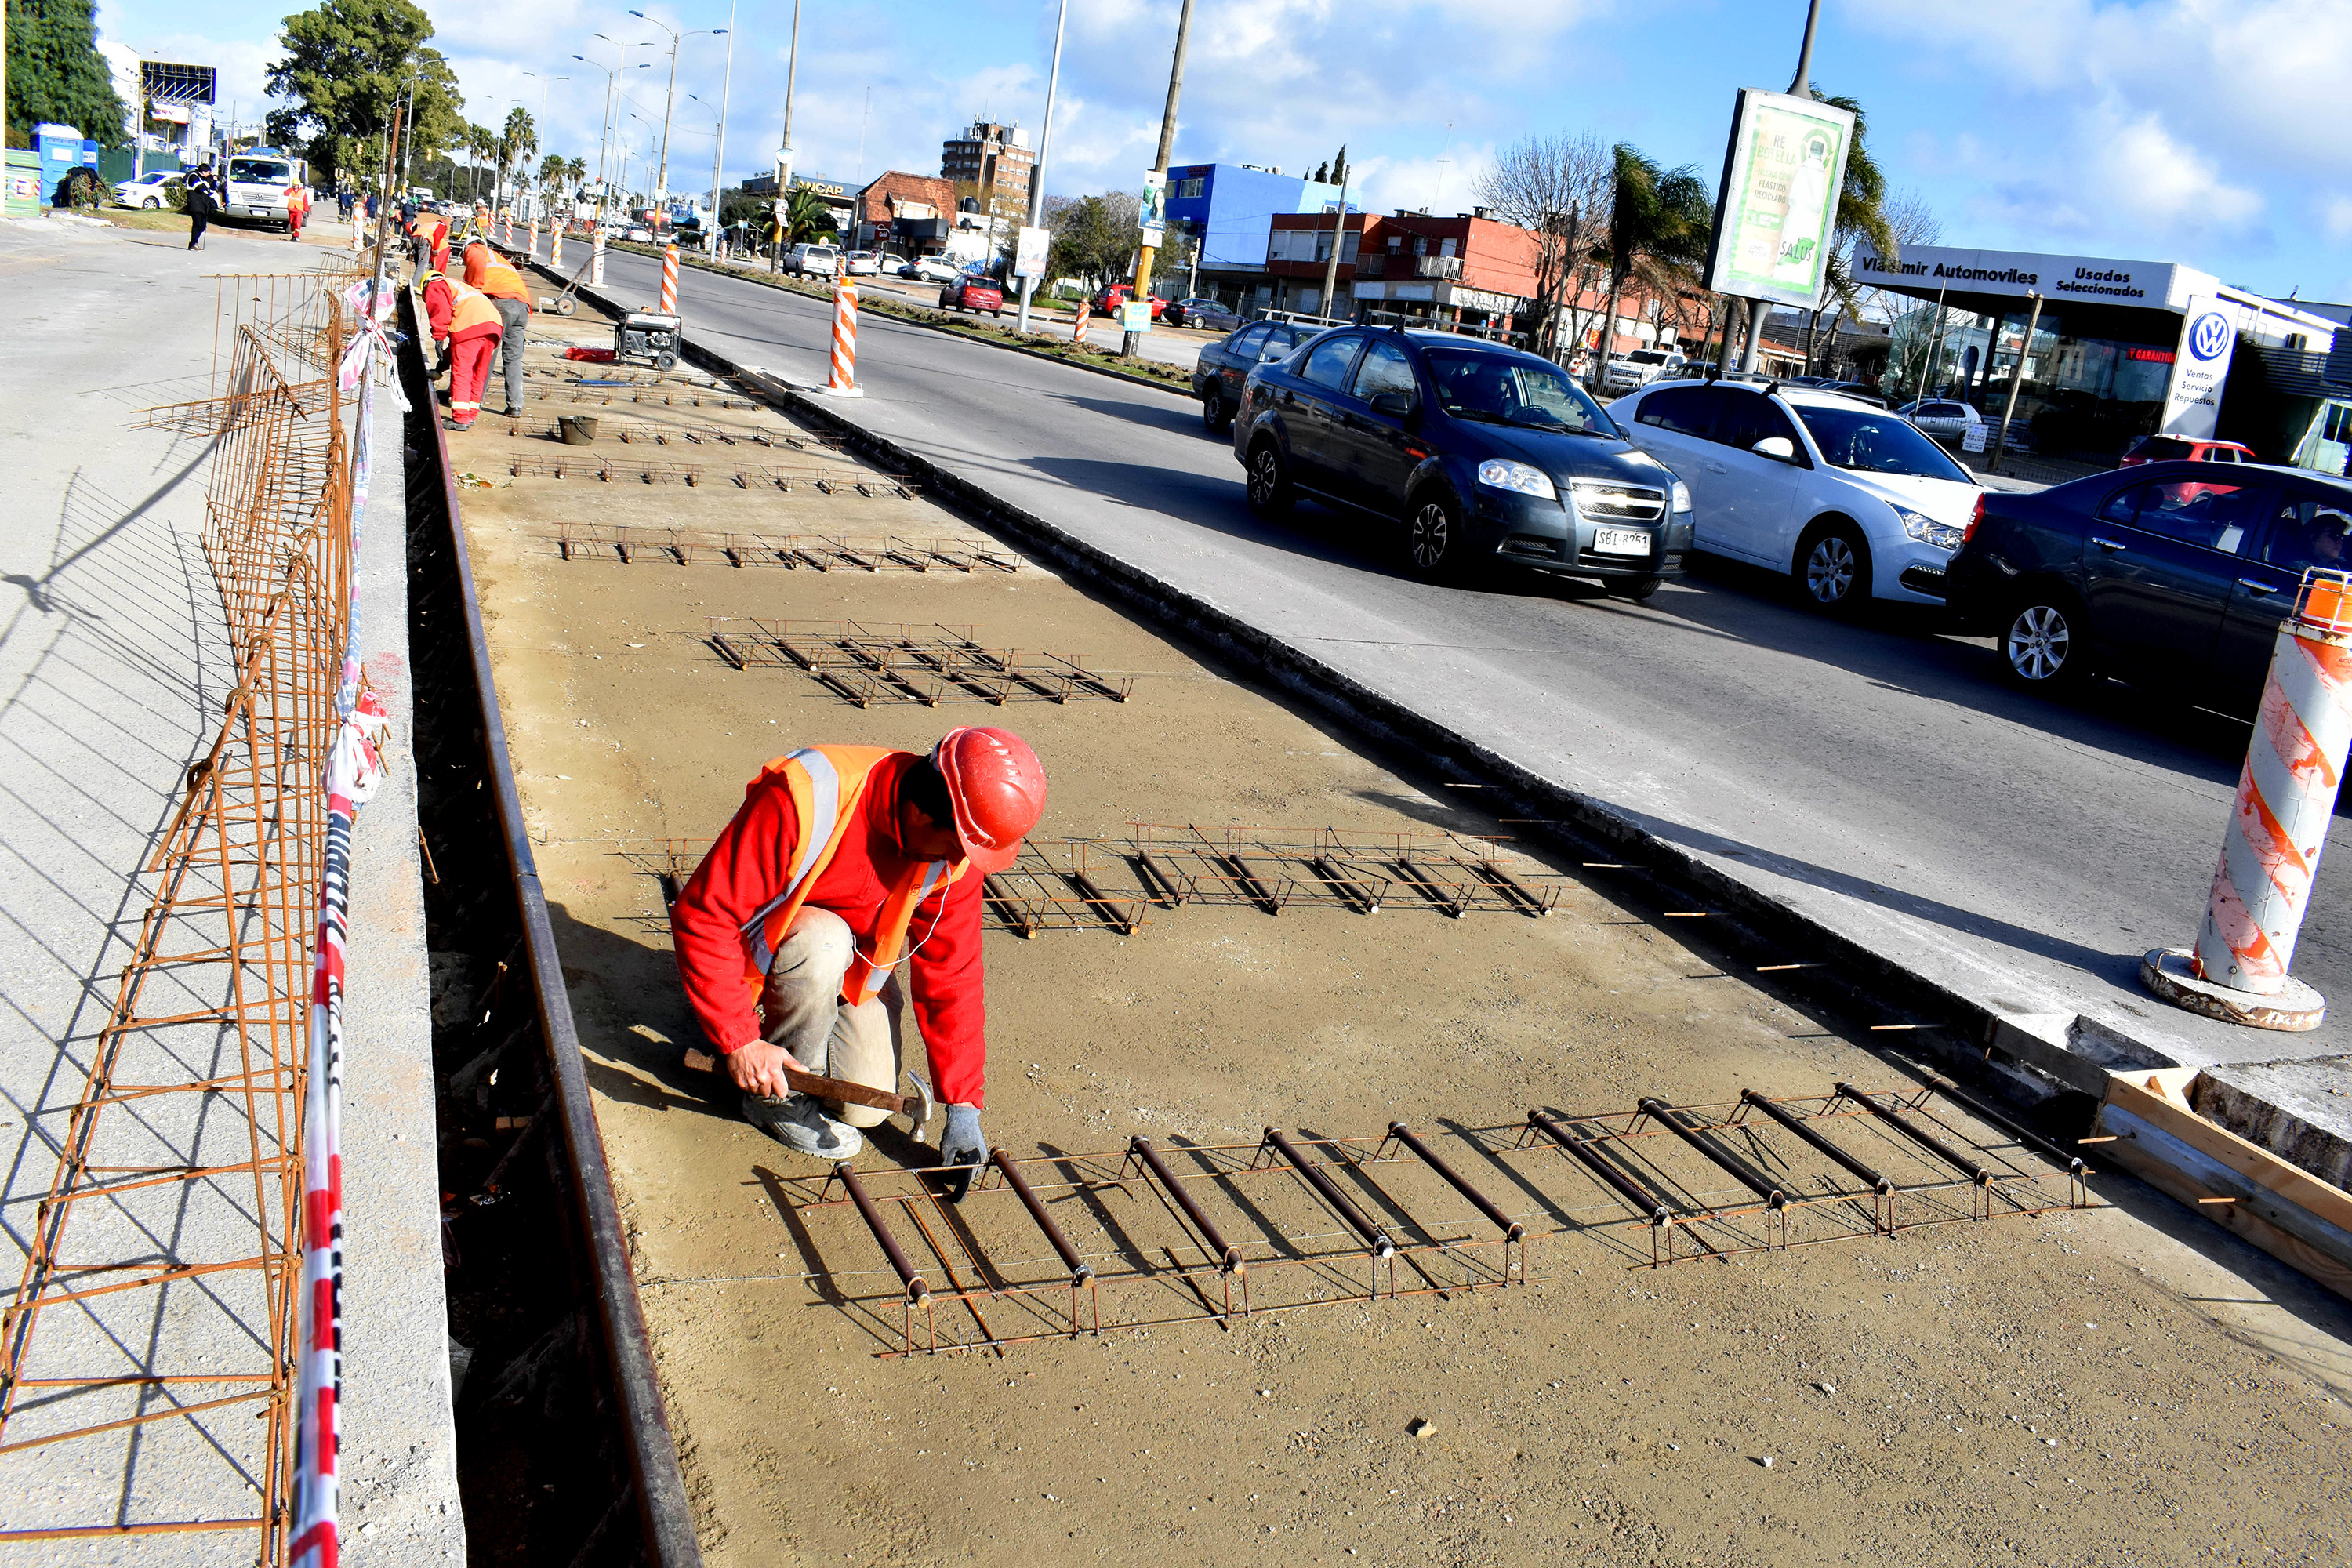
left=937, top=1103, right=985, bottom=1203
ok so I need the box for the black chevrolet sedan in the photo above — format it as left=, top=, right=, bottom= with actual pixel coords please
left=1192, top=318, right=1328, bottom=434
left=1944, top=459, right=2352, bottom=712
left=1232, top=327, right=1694, bottom=594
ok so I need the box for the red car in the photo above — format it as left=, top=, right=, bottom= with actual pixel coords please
left=1093, top=284, right=1167, bottom=320
left=2120, top=435, right=2257, bottom=466
left=939, top=274, right=1004, bottom=316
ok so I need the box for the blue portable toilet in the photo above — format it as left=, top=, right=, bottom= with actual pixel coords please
left=34, top=123, right=99, bottom=201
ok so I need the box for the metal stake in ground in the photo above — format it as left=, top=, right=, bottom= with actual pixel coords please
left=2144, top=567, right=2352, bottom=1029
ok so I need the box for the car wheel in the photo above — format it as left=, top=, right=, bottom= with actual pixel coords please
left=1245, top=439, right=1294, bottom=516
left=1201, top=387, right=1230, bottom=434
left=1610, top=575, right=1664, bottom=602
left=1403, top=490, right=1473, bottom=582
left=2000, top=594, right=2089, bottom=691
left=1795, top=521, right=1870, bottom=614
left=143, top=195, right=161, bottom=209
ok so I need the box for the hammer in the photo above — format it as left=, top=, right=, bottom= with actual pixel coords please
left=683, top=1047, right=934, bottom=1135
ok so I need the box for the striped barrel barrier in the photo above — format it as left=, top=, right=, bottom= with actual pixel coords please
left=499, top=209, right=510, bottom=247
left=829, top=278, right=859, bottom=393
left=660, top=242, right=680, bottom=314
left=1072, top=296, right=1091, bottom=347
left=592, top=228, right=605, bottom=286
left=2194, top=569, right=2352, bottom=993
left=551, top=225, right=564, bottom=270
left=528, top=217, right=539, bottom=259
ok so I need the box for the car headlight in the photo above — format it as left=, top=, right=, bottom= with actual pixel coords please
left=1476, top=459, right=1558, bottom=501
left=1898, top=509, right=1964, bottom=550
left=1670, top=481, right=1692, bottom=515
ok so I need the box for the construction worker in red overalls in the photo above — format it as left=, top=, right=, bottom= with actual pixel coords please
left=285, top=181, right=310, bottom=241
left=667, top=728, right=1047, bottom=1189
left=420, top=268, right=503, bottom=432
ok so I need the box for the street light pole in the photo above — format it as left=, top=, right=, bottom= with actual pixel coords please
left=1123, top=0, right=1196, bottom=356
left=628, top=12, right=681, bottom=209
left=1014, top=0, right=1070, bottom=334
left=709, top=0, right=736, bottom=256
left=773, top=0, right=803, bottom=272
left=1740, top=0, right=1825, bottom=374
left=1317, top=165, right=1350, bottom=323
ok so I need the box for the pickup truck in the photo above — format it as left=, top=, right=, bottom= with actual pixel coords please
left=1599, top=348, right=1687, bottom=394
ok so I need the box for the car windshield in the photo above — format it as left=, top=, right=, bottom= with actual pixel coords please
left=1795, top=404, right=1972, bottom=481
left=229, top=158, right=290, bottom=184
left=1425, top=347, right=1613, bottom=435
left=1625, top=350, right=1667, bottom=365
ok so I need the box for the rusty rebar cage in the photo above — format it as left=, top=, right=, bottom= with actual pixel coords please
left=753, top=1083, right=2096, bottom=1358
left=0, top=276, right=355, bottom=1557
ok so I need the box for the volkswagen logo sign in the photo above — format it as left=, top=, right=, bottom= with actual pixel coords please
left=2187, top=311, right=2231, bottom=362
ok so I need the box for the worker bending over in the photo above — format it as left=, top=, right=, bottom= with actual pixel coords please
left=420, top=267, right=502, bottom=432
left=463, top=238, right=534, bottom=416
left=409, top=207, right=450, bottom=278
left=669, top=729, right=1047, bottom=1176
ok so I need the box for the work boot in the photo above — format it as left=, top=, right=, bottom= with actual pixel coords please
left=742, top=1092, right=862, bottom=1159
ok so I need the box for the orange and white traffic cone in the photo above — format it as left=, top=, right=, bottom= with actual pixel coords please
left=499, top=210, right=511, bottom=247
left=660, top=242, right=679, bottom=314
left=1073, top=296, right=1091, bottom=347
left=2145, top=567, right=2352, bottom=1029
left=551, top=225, right=564, bottom=270
left=528, top=217, right=539, bottom=258
left=808, top=278, right=863, bottom=397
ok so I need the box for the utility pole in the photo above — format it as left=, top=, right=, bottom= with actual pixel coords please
left=1911, top=275, right=1948, bottom=407
left=773, top=0, right=803, bottom=272
left=1316, top=166, right=1350, bottom=323
left=1740, top=0, right=1823, bottom=373
left=1014, top=0, right=1071, bottom=334
left=1123, top=0, right=1196, bottom=356
left=1987, top=292, right=2042, bottom=471
left=710, top=0, right=735, bottom=255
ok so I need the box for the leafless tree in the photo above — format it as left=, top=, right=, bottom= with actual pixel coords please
left=1474, top=131, right=1613, bottom=357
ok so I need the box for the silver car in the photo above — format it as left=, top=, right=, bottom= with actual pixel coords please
left=1897, top=397, right=1984, bottom=443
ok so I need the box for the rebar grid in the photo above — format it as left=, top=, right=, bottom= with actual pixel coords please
left=549, top=526, right=1018, bottom=572
left=1, top=284, right=353, bottom=1556
left=764, top=1083, right=2095, bottom=1357
left=705, top=619, right=1135, bottom=707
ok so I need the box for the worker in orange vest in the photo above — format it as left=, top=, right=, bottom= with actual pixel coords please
left=668, top=729, right=1047, bottom=1183
left=285, top=181, right=310, bottom=242
left=462, top=238, right=535, bottom=416
left=409, top=207, right=450, bottom=278
left=419, top=267, right=503, bottom=431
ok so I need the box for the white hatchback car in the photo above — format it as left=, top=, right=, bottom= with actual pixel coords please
left=1610, top=379, right=1984, bottom=610
left=114, top=169, right=183, bottom=208
left=1896, top=397, right=1985, bottom=444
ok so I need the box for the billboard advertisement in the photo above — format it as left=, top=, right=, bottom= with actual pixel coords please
left=2161, top=294, right=2252, bottom=440
left=1140, top=169, right=1167, bottom=242
left=1703, top=87, right=1856, bottom=312
left=1012, top=223, right=1049, bottom=280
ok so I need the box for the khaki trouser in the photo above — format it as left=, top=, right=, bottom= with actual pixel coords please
left=758, top=907, right=906, bottom=1129
left=492, top=296, right=530, bottom=413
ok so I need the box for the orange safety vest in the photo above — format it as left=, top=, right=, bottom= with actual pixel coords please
left=737, top=746, right=967, bottom=1007
left=467, top=253, right=532, bottom=307
left=412, top=213, right=448, bottom=248
left=430, top=274, right=502, bottom=336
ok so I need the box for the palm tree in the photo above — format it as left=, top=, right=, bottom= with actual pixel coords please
left=1592, top=145, right=1713, bottom=381
left=496, top=107, right=537, bottom=209
left=465, top=124, right=496, bottom=202
left=782, top=185, right=836, bottom=246
left=1801, top=90, right=1901, bottom=376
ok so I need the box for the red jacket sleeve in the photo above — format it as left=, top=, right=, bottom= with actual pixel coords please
left=423, top=279, right=452, bottom=340
left=670, top=779, right=799, bottom=1054
left=908, top=871, right=989, bottom=1107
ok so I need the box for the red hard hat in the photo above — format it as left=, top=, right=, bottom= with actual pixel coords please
left=932, top=727, right=1046, bottom=873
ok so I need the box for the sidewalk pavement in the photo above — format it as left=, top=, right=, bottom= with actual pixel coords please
left=0, top=216, right=459, bottom=1559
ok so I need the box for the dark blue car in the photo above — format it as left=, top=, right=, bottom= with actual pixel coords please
left=1231, top=327, right=1694, bottom=595
left=1944, top=459, right=2352, bottom=710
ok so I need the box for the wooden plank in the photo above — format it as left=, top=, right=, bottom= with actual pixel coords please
left=2103, top=1076, right=2352, bottom=1237
left=2096, top=1105, right=2352, bottom=1304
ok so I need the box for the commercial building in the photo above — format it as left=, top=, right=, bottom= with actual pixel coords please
left=1856, top=243, right=2348, bottom=470
left=853, top=171, right=956, bottom=256
left=1160, top=163, right=1349, bottom=303
left=939, top=121, right=1033, bottom=220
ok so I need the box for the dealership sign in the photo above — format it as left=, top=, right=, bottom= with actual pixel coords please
left=2161, top=294, right=2252, bottom=440
left=1704, top=88, right=1856, bottom=311
left=1852, top=244, right=2190, bottom=310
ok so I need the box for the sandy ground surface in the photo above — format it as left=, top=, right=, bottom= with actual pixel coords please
left=443, top=312, right=2352, bottom=1566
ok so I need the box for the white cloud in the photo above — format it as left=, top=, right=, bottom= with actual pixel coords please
left=2321, top=195, right=2352, bottom=241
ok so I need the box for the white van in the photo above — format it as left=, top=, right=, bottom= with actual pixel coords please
left=787, top=243, right=840, bottom=278
left=223, top=151, right=309, bottom=230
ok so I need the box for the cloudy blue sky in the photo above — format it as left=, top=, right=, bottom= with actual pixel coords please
left=96, top=0, right=2352, bottom=299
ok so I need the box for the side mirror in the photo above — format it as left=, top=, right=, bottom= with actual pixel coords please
left=1369, top=390, right=1414, bottom=418
left=1751, top=435, right=1798, bottom=462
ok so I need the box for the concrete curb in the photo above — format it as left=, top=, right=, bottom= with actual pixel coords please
left=560, top=241, right=1199, bottom=400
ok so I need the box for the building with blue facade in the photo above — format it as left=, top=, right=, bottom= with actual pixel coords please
left=1162, top=162, right=1350, bottom=307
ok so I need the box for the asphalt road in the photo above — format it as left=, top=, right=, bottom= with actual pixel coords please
left=579, top=243, right=2351, bottom=1074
